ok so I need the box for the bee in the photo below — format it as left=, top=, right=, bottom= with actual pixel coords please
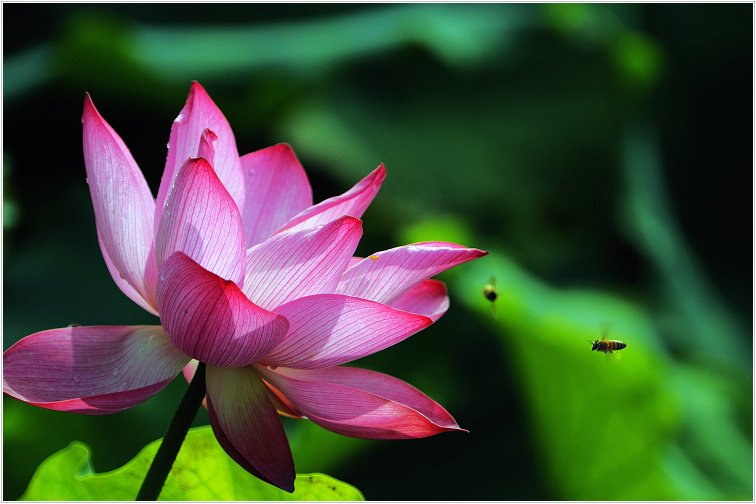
left=587, top=328, right=626, bottom=354
left=482, top=276, right=498, bottom=302
left=482, top=276, right=498, bottom=318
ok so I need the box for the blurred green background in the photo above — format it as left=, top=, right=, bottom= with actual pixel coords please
left=3, top=3, right=752, bottom=500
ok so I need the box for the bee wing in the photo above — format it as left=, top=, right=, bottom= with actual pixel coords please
left=605, top=351, right=621, bottom=364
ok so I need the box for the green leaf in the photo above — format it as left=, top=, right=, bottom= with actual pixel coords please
left=21, top=426, right=364, bottom=501
left=455, top=251, right=751, bottom=500
left=456, top=252, right=682, bottom=500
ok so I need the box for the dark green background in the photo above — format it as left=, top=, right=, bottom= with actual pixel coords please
left=3, top=3, right=752, bottom=500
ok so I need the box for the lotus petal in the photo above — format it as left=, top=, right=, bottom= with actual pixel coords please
left=239, top=144, right=313, bottom=247
left=82, top=94, right=158, bottom=314
left=261, top=294, right=431, bottom=369
left=155, top=157, right=246, bottom=286
left=337, top=242, right=487, bottom=304
left=3, top=325, right=188, bottom=414
left=243, top=217, right=362, bottom=311
left=156, top=81, right=244, bottom=231
left=157, top=252, right=288, bottom=367
left=197, top=128, right=217, bottom=162
left=206, top=365, right=295, bottom=492
left=276, top=164, right=385, bottom=234
left=389, top=279, right=450, bottom=322
left=258, top=366, right=463, bottom=439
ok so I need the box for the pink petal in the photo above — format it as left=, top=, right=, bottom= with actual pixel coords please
left=257, top=366, right=463, bottom=439
left=242, top=217, right=362, bottom=311
left=206, top=365, right=295, bottom=492
left=157, top=252, right=288, bottom=367
left=260, top=379, right=305, bottom=419
left=346, top=256, right=364, bottom=269
left=239, top=144, right=313, bottom=247
left=82, top=94, right=158, bottom=314
left=180, top=359, right=208, bottom=409
left=389, top=279, right=450, bottom=322
left=197, top=128, right=217, bottom=162
left=275, top=164, right=385, bottom=235
left=156, top=82, right=244, bottom=233
left=182, top=360, right=303, bottom=418
left=155, top=157, right=246, bottom=286
left=3, top=325, right=188, bottom=414
left=181, top=359, right=199, bottom=384
left=261, top=294, right=432, bottom=369
left=337, top=242, right=488, bottom=305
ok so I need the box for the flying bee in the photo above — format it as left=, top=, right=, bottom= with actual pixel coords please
left=587, top=327, right=626, bottom=354
left=588, top=338, right=627, bottom=353
left=482, top=276, right=498, bottom=302
left=482, top=276, right=498, bottom=318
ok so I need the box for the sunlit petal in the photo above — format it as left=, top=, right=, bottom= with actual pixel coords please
left=240, top=144, right=313, bottom=247
left=258, top=366, right=463, bottom=439
left=156, top=81, right=244, bottom=231
left=3, top=325, right=188, bottom=414
left=276, top=164, right=385, bottom=234
left=156, top=157, right=246, bottom=286
left=337, top=242, right=487, bottom=304
left=243, top=217, right=362, bottom=311
left=82, top=94, right=158, bottom=314
left=262, top=294, right=431, bottom=369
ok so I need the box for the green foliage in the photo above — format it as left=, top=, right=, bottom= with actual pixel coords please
left=451, top=248, right=751, bottom=500
left=21, top=426, right=363, bottom=501
left=454, top=251, right=676, bottom=499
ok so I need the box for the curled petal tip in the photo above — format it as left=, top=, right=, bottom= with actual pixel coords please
left=198, top=129, right=218, bottom=164
left=439, top=424, right=469, bottom=434
left=81, top=93, right=97, bottom=122
left=187, top=80, right=211, bottom=103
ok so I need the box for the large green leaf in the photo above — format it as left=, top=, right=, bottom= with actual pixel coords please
left=21, top=426, right=363, bottom=501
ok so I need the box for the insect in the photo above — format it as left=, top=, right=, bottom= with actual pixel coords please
left=587, top=329, right=626, bottom=354
left=482, top=276, right=498, bottom=318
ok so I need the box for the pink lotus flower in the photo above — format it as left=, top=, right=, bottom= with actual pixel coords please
left=3, top=82, right=487, bottom=492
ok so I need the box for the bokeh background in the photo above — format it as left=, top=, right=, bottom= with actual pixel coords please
left=3, top=3, right=752, bottom=500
